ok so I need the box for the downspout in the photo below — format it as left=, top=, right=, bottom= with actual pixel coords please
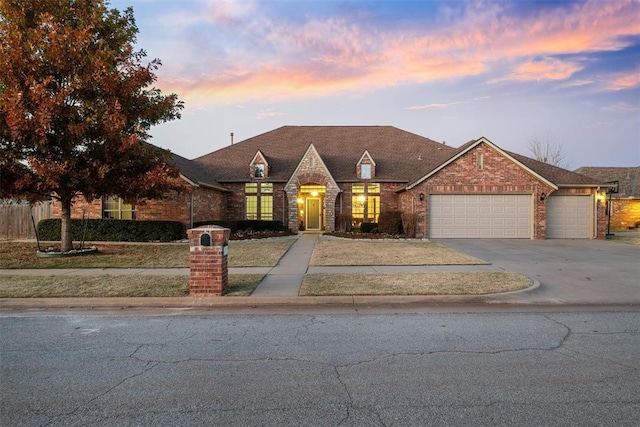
left=190, top=193, right=194, bottom=229
left=282, top=189, right=286, bottom=227
left=594, top=187, right=600, bottom=239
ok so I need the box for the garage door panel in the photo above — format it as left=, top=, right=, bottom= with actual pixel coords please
left=430, top=195, right=531, bottom=239
left=546, top=195, right=591, bottom=238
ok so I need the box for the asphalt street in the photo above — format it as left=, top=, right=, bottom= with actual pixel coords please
left=1, top=310, right=638, bottom=426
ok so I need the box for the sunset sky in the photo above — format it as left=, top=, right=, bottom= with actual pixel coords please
left=109, top=0, right=640, bottom=168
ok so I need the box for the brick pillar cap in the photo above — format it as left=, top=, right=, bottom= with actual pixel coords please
left=188, top=225, right=230, bottom=232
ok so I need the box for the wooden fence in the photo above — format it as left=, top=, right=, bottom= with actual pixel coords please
left=0, top=201, right=53, bottom=240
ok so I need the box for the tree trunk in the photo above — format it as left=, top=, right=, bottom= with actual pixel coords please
left=60, top=198, right=73, bottom=252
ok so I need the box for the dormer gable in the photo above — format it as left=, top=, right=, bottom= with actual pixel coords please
left=356, top=150, right=376, bottom=180
left=249, top=150, right=269, bottom=180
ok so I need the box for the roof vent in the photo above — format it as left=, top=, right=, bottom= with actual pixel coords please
left=230, top=132, right=234, bottom=145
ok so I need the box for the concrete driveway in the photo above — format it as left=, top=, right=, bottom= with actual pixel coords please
left=435, top=238, right=640, bottom=305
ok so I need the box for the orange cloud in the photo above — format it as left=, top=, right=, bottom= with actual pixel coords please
left=509, top=58, right=583, bottom=81
left=154, top=0, right=640, bottom=105
left=606, top=71, right=640, bottom=90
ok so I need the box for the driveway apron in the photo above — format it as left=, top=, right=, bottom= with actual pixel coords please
left=250, top=233, right=319, bottom=297
left=435, top=238, right=640, bottom=305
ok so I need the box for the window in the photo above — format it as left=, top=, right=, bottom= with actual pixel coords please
left=477, top=153, right=484, bottom=170
left=254, top=164, right=265, bottom=179
left=351, top=183, right=380, bottom=226
left=245, top=183, right=273, bottom=220
left=361, top=164, right=371, bottom=179
left=309, top=157, right=314, bottom=168
left=103, top=196, right=136, bottom=220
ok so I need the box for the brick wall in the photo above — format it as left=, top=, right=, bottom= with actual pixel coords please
left=401, top=143, right=555, bottom=239
left=51, top=185, right=227, bottom=228
left=191, top=187, right=227, bottom=224
left=609, top=198, right=640, bottom=231
left=223, top=182, right=287, bottom=224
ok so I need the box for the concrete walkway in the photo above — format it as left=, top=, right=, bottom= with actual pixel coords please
left=250, top=233, right=319, bottom=297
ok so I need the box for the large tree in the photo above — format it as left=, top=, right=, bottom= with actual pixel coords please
left=0, top=0, right=184, bottom=251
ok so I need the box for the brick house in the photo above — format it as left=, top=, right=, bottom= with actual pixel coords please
left=574, top=167, right=640, bottom=231
left=194, top=126, right=608, bottom=239
left=53, top=152, right=229, bottom=227
left=55, top=125, right=609, bottom=239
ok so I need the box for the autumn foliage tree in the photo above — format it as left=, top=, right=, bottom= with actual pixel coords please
left=0, top=0, right=184, bottom=252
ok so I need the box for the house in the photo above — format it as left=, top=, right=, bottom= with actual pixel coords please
left=194, top=126, right=607, bottom=239
left=574, top=167, right=640, bottom=231
left=56, top=125, right=609, bottom=239
left=52, top=152, right=229, bottom=227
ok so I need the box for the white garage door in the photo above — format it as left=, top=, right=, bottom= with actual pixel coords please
left=430, top=195, right=531, bottom=238
left=546, top=195, right=591, bottom=238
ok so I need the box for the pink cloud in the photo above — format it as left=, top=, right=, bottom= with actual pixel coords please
left=606, top=71, right=640, bottom=90
left=508, top=58, right=583, bottom=81
left=155, top=0, right=640, bottom=105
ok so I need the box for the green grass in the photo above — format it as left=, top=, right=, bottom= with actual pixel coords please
left=0, top=274, right=264, bottom=298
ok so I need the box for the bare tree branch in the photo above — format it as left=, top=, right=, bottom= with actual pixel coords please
left=527, top=132, right=571, bottom=168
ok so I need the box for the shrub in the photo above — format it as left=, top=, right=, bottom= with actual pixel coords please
left=377, top=210, right=403, bottom=234
left=360, top=222, right=379, bottom=234
left=336, top=213, right=352, bottom=232
left=192, top=220, right=286, bottom=233
left=37, top=219, right=186, bottom=242
left=401, top=211, right=419, bottom=238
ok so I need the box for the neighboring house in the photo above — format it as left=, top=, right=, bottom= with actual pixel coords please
left=51, top=125, right=610, bottom=239
left=574, top=166, right=640, bottom=231
left=52, top=152, right=229, bottom=227
left=194, top=126, right=607, bottom=239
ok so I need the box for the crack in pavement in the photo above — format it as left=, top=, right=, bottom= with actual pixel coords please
left=44, top=361, right=158, bottom=426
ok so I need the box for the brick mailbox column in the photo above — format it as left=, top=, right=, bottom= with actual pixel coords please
left=187, top=225, right=230, bottom=296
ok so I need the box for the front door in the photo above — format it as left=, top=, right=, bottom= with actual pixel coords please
left=306, top=198, right=321, bottom=230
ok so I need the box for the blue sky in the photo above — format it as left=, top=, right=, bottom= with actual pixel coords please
left=110, top=0, right=640, bottom=167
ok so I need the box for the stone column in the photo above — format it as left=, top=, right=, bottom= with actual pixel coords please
left=187, top=225, right=230, bottom=296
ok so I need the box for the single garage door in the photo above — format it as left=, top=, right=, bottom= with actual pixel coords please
left=430, top=194, right=531, bottom=238
left=546, top=195, right=591, bottom=238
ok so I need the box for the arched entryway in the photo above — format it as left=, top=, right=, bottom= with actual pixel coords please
left=297, top=184, right=326, bottom=231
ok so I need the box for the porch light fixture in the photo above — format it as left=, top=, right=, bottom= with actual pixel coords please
left=297, top=198, right=304, bottom=204
left=419, top=193, right=425, bottom=201
left=539, top=192, right=547, bottom=201
left=311, top=191, right=318, bottom=197
left=597, top=192, right=605, bottom=203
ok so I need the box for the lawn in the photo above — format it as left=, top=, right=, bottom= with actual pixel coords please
left=310, top=237, right=487, bottom=266
left=0, top=238, right=296, bottom=269
left=0, top=274, right=264, bottom=297
left=300, top=272, right=532, bottom=296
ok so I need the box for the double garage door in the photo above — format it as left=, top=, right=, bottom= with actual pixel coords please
left=429, top=194, right=592, bottom=239
left=430, top=195, right=531, bottom=238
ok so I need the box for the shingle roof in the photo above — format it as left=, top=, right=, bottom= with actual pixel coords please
left=506, top=152, right=601, bottom=186
left=574, top=166, right=640, bottom=197
left=194, top=126, right=457, bottom=183
left=170, top=152, right=228, bottom=191
left=192, top=126, right=603, bottom=190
